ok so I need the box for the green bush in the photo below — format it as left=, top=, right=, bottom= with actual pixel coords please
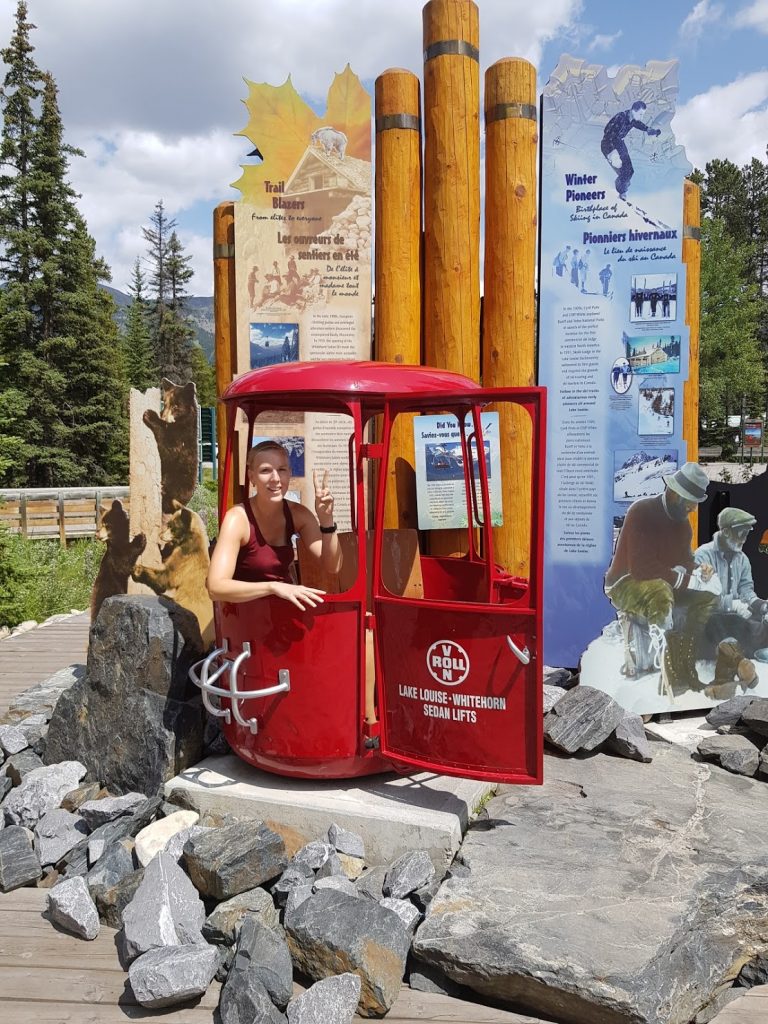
left=188, top=479, right=219, bottom=541
left=0, top=528, right=100, bottom=628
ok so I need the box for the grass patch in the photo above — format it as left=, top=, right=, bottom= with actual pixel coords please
left=0, top=529, right=100, bottom=628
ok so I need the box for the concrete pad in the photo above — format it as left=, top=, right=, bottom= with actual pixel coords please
left=645, top=710, right=716, bottom=752
left=165, top=756, right=494, bottom=871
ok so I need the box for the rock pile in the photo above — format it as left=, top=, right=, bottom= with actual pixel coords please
left=696, top=694, right=768, bottom=779
left=326, top=195, right=371, bottom=261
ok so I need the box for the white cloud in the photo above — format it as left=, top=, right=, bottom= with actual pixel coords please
left=733, top=0, right=768, bottom=33
left=673, top=71, right=768, bottom=169
left=679, top=0, right=724, bottom=40
left=0, top=0, right=582, bottom=294
left=587, top=30, right=622, bottom=52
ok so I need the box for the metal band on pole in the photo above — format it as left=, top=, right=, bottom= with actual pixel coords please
left=213, top=243, right=235, bottom=259
left=485, top=102, right=537, bottom=125
left=424, top=39, right=479, bottom=62
left=376, top=113, right=421, bottom=132
left=683, top=225, right=701, bottom=240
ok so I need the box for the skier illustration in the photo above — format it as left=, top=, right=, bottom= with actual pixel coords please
left=600, top=101, right=661, bottom=200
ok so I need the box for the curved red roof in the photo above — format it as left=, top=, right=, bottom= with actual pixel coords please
left=223, top=360, right=481, bottom=406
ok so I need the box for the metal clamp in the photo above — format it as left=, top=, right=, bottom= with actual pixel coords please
left=188, top=640, right=291, bottom=736
left=189, top=641, right=231, bottom=723
left=506, top=635, right=531, bottom=665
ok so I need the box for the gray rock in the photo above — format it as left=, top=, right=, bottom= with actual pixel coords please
left=380, top=896, right=420, bottom=934
left=694, top=988, right=743, bottom=1023
left=287, top=974, right=361, bottom=1024
left=543, top=685, right=625, bottom=753
left=78, top=792, right=146, bottom=829
left=0, top=774, right=10, bottom=802
left=411, top=874, right=442, bottom=914
left=0, top=723, right=28, bottom=756
left=33, top=808, right=88, bottom=866
left=122, top=850, right=206, bottom=962
left=93, top=867, right=144, bottom=929
left=605, top=711, right=653, bottom=763
left=164, top=823, right=210, bottom=863
left=0, top=824, right=41, bottom=891
left=202, top=887, right=279, bottom=946
left=408, top=963, right=466, bottom=998
left=384, top=850, right=435, bottom=899
left=3, top=748, right=44, bottom=785
left=219, top=970, right=287, bottom=1024
left=3, top=760, right=86, bottom=828
left=291, top=840, right=336, bottom=874
left=328, top=823, right=365, bottom=859
left=698, top=735, right=760, bottom=776
left=705, top=694, right=761, bottom=728
left=543, top=684, right=565, bottom=715
left=184, top=821, right=287, bottom=900
left=1, top=664, right=84, bottom=723
left=61, top=782, right=104, bottom=812
left=355, top=864, right=388, bottom=901
left=134, top=809, right=199, bottom=866
left=128, top=943, right=218, bottom=1008
left=315, top=849, right=345, bottom=880
left=60, top=796, right=161, bottom=879
left=286, top=889, right=410, bottom=1016
left=740, top=699, right=768, bottom=738
left=737, top=955, right=768, bottom=987
left=543, top=667, right=576, bottom=689
left=44, top=597, right=205, bottom=795
left=87, top=837, right=136, bottom=895
left=314, top=875, right=358, bottom=898
left=284, top=883, right=314, bottom=923
left=47, top=875, right=99, bottom=939
left=232, top=914, right=293, bottom=1009
left=273, top=865, right=315, bottom=908
left=412, top=743, right=768, bottom=1024
left=760, top=748, right=768, bottom=778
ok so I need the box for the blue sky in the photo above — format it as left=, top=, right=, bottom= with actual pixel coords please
left=1, top=0, right=764, bottom=296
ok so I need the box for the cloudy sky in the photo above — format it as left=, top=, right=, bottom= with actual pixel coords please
left=2, top=0, right=765, bottom=296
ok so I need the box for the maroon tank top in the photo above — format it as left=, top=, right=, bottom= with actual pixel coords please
left=233, top=499, right=296, bottom=583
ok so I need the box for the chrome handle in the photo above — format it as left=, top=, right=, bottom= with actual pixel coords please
left=190, top=642, right=231, bottom=723
left=229, top=643, right=258, bottom=733
left=506, top=635, right=530, bottom=665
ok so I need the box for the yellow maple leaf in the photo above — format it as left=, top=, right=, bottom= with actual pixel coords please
left=233, top=75, right=320, bottom=205
left=324, top=64, right=372, bottom=160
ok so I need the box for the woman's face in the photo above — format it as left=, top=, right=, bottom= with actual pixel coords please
left=249, top=450, right=290, bottom=501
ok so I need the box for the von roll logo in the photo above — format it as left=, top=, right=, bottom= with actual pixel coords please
left=426, top=640, right=470, bottom=686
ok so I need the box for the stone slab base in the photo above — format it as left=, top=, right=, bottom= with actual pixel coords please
left=165, top=755, right=495, bottom=870
left=645, top=710, right=713, bottom=751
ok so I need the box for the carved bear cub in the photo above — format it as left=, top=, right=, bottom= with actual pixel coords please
left=143, top=379, right=198, bottom=514
left=91, top=499, right=146, bottom=620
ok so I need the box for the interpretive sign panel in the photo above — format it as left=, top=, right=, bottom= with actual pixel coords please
left=233, top=68, right=372, bottom=529
left=538, top=56, right=707, bottom=712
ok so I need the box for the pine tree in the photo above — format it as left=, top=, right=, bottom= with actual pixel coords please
left=189, top=343, right=217, bottom=406
left=142, top=203, right=196, bottom=381
left=122, top=258, right=155, bottom=390
left=0, top=4, right=128, bottom=485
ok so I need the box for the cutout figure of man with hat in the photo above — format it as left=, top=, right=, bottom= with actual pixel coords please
left=605, top=462, right=719, bottom=698
left=694, top=506, right=766, bottom=698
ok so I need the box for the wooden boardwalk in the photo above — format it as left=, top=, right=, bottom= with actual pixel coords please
left=0, top=612, right=90, bottom=717
left=1, top=616, right=767, bottom=1022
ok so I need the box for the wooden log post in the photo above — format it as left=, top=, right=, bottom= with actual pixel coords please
left=682, top=179, right=701, bottom=534
left=375, top=68, right=423, bottom=529
left=483, top=57, right=537, bottom=578
left=213, top=201, right=239, bottom=513
left=423, top=0, right=480, bottom=554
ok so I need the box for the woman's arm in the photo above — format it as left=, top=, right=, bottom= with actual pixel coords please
left=206, top=506, right=325, bottom=609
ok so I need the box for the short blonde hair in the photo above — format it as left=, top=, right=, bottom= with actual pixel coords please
left=247, top=440, right=289, bottom=472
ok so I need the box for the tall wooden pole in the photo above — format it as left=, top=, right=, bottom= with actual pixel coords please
left=213, top=201, right=238, bottom=512
left=375, top=68, right=422, bottom=530
left=422, top=0, right=480, bottom=380
left=423, top=0, right=480, bottom=555
left=682, top=179, right=701, bottom=535
left=483, top=57, right=537, bottom=578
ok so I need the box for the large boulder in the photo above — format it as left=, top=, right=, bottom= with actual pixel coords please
left=44, top=597, right=205, bottom=795
left=412, top=741, right=768, bottom=1024
left=121, top=850, right=206, bottom=962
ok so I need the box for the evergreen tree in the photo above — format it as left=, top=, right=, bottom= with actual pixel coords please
left=142, top=203, right=196, bottom=381
left=699, top=217, right=764, bottom=454
left=122, top=258, right=155, bottom=390
left=189, top=343, right=217, bottom=406
left=0, top=4, right=127, bottom=485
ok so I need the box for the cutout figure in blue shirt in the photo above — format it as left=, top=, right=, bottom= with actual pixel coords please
left=601, top=101, right=661, bottom=199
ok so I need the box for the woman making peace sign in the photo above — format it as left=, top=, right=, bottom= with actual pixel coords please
left=206, top=440, right=341, bottom=610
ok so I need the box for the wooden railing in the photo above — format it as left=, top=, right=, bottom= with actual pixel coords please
left=0, top=487, right=129, bottom=544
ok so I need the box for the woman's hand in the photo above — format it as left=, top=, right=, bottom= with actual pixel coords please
left=271, top=581, right=326, bottom=610
left=313, top=468, right=334, bottom=526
